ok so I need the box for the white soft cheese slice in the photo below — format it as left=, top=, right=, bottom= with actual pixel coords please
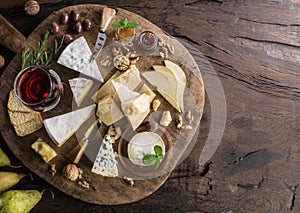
left=69, top=77, right=94, bottom=106
left=91, top=135, right=118, bottom=177
left=128, top=132, right=165, bottom=166
left=44, top=104, right=95, bottom=146
left=57, top=36, right=103, bottom=82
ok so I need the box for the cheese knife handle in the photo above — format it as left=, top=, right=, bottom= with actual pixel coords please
left=100, top=7, right=116, bottom=31
left=66, top=138, right=89, bottom=164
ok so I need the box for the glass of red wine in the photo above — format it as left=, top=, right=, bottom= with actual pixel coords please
left=14, top=66, right=63, bottom=112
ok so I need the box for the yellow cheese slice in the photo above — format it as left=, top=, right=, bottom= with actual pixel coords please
left=31, top=138, right=57, bottom=163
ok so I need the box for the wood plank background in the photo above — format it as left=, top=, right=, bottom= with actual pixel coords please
left=0, top=0, right=299, bottom=212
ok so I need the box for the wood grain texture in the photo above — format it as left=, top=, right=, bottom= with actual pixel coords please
left=0, top=0, right=299, bottom=212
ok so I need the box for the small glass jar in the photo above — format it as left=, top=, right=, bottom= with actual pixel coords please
left=115, top=28, right=135, bottom=40
left=138, top=31, right=158, bottom=53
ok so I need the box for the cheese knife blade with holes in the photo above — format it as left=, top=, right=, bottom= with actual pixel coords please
left=89, top=7, right=116, bottom=63
left=67, top=119, right=102, bottom=164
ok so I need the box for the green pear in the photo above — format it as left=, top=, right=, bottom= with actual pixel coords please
left=142, top=71, right=181, bottom=112
left=0, top=172, right=27, bottom=193
left=0, top=148, right=20, bottom=168
left=0, top=190, right=42, bottom=213
left=164, top=60, right=187, bottom=112
left=0, top=148, right=10, bottom=167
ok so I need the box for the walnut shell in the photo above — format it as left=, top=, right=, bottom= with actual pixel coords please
left=62, top=164, right=80, bottom=181
left=113, top=55, right=130, bottom=71
left=24, top=0, right=40, bottom=16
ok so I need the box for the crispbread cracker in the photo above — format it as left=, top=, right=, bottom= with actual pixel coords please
left=8, top=110, right=39, bottom=126
left=7, top=90, right=31, bottom=112
left=13, top=113, right=43, bottom=137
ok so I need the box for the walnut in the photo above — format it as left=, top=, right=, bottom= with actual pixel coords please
left=77, top=180, right=90, bottom=189
left=152, top=99, right=161, bottom=111
left=113, top=55, right=130, bottom=71
left=107, top=125, right=122, bottom=141
left=100, top=55, right=112, bottom=67
left=129, top=54, right=139, bottom=65
left=49, top=163, right=56, bottom=176
left=186, top=110, right=194, bottom=124
left=167, top=43, right=175, bottom=55
left=158, top=37, right=166, bottom=46
left=123, top=176, right=134, bottom=186
left=112, top=46, right=123, bottom=57
left=24, top=0, right=40, bottom=16
left=176, top=114, right=183, bottom=129
left=62, top=164, right=80, bottom=181
left=160, top=111, right=172, bottom=127
left=0, top=55, right=5, bottom=68
left=181, top=125, right=193, bottom=130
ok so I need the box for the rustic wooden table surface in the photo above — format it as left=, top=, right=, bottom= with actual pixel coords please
left=0, top=0, right=299, bottom=212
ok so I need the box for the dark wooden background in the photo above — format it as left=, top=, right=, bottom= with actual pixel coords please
left=0, top=0, right=299, bottom=212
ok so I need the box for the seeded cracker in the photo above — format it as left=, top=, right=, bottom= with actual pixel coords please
left=8, top=110, right=40, bottom=126
left=13, top=113, right=43, bottom=137
left=7, top=90, right=31, bottom=112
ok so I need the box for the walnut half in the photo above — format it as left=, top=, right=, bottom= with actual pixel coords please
left=113, top=55, right=130, bottom=71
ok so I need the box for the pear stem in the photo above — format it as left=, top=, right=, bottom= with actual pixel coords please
left=41, top=189, right=55, bottom=199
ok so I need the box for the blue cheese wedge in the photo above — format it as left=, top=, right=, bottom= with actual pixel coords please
left=69, top=77, right=94, bottom=106
left=57, top=36, right=103, bottom=82
left=91, top=135, right=118, bottom=177
left=31, top=138, right=57, bottom=163
left=44, top=104, right=95, bottom=146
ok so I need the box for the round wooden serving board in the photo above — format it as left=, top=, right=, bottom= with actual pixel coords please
left=0, top=4, right=204, bottom=205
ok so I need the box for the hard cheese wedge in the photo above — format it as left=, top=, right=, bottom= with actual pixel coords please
left=112, top=81, right=151, bottom=129
left=57, top=36, right=103, bottom=82
left=69, top=77, right=94, bottom=106
left=92, top=71, right=121, bottom=103
left=96, top=95, right=123, bottom=126
left=31, top=138, right=57, bottom=163
left=44, top=104, right=95, bottom=146
left=92, top=135, right=118, bottom=177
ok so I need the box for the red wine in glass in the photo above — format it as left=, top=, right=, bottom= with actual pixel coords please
left=14, top=66, right=63, bottom=112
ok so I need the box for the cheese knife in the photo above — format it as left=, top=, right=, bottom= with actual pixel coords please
left=67, top=119, right=102, bottom=164
left=89, top=7, right=116, bottom=63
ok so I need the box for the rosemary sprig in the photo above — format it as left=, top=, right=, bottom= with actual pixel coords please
left=43, top=35, right=64, bottom=67
left=21, top=30, right=64, bottom=70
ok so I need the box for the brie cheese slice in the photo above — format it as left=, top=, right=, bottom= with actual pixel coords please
left=57, top=36, right=103, bottom=82
left=128, top=132, right=165, bottom=166
left=44, top=104, right=95, bottom=146
left=69, top=77, right=93, bottom=106
left=92, top=135, right=118, bottom=177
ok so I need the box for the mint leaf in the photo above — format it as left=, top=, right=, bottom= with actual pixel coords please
left=123, top=18, right=128, bottom=27
left=153, top=159, right=160, bottom=170
left=126, top=22, right=139, bottom=28
left=143, top=154, right=157, bottom=166
left=112, top=21, right=124, bottom=29
left=154, top=145, right=163, bottom=156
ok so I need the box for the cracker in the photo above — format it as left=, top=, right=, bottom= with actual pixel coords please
left=7, top=90, right=31, bottom=112
left=13, top=114, right=43, bottom=137
left=8, top=110, right=39, bottom=126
